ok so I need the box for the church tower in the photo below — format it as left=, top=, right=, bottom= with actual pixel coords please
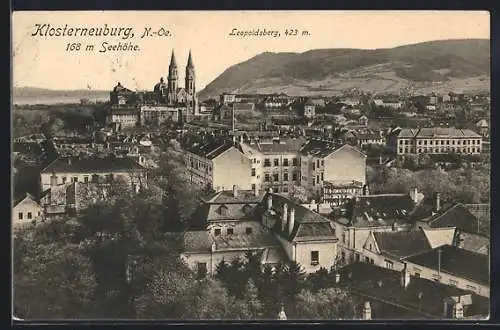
left=185, top=50, right=196, bottom=96
left=167, top=50, right=178, bottom=104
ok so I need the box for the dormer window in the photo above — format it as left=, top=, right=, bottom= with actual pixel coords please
left=218, top=205, right=228, bottom=216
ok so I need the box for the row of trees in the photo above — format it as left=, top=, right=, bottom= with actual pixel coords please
left=367, top=165, right=490, bottom=204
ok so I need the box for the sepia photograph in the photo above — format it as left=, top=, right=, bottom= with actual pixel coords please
left=12, top=10, right=490, bottom=321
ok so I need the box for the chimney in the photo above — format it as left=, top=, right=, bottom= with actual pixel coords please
left=50, top=172, right=58, bottom=187
left=267, top=194, right=273, bottom=211
left=316, top=203, right=320, bottom=213
left=401, top=263, right=411, bottom=289
left=282, top=203, right=288, bottom=231
left=232, top=185, right=238, bottom=198
left=253, top=185, right=259, bottom=197
left=453, top=302, right=464, bottom=319
left=435, top=192, right=441, bottom=212
left=67, top=157, right=72, bottom=165
left=277, top=303, right=287, bottom=320
left=363, top=185, right=369, bottom=196
left=288, top=207, right=295, bottom=235
left=379, top=155, right=383, bottom=165
left=362, top=301, right=372, bottom=320
left=455, top=230, right=463, bottom=248
left=409, top=187, right=418, bottom=203
left=335, top=273, right=341, bottom=284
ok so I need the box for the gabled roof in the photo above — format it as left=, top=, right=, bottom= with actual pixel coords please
left=41, top=156, right=144, bottom=174
left=299, top=139, right=365, bottom=158
left=404, top=245, right=489, bottom=286
left=338, top=262, right=488, bottom=318
left=204, top=189, right=266, bottom=204
left=184, top=139, right=238, bottom=160
left=263, top=193, right=336, bottom=242
left=212, top=222, right=281, bottom=251
left=419, top=203, right=481, bottom=234
left=13, top=193, right=38, bottom=208
left=372, top=229, right=432, bottom=259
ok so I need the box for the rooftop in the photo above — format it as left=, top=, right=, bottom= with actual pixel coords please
left=41, top=156, right=145, bottom=174
left=372, top=229, right=432, bottom=259
left=419, top=203, right=482, bottom=235
left=398, top=127, right=481, bottom=139
left=299, top=139, right=364, bottom=158
left=184, top=139, right=239, bottom=160
left=404, top=245, right=489, bottom=286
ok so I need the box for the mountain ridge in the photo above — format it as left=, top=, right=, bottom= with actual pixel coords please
left=199, top=39, right=490, bottom=99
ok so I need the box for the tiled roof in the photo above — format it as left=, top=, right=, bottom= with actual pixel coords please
left=349, top=194, right=417, bottom=227
left=372, top=229, right=432, bottom=259
left=41, top=156, right=144, bottom=174
left=404, top=245, right=489, bottom=286
left=338, top=262, right=487, bottom=318
left=264, top=193, right=336, bottom=242
left=183, top=231, right=214, bottom=253
left=398, top=127, right=481, bottom=139
left=299, top=140, right=364, bottom=158
left=205, top=190, right=266, bottom=204
left=419, top=203, right=481, bottom=234
left=183, top=139, right=238, bottom=160
left=212, top=222, right=280, bottom=251
left=249, top=138, right=306, bottom=154
left=13, top=193, right=38, bottom=208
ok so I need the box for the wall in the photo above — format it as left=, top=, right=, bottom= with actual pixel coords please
left=212, top=147, right=252, bottom=191
left=405, top=261, right=490, bottom=298
left=295, top=240, right=338, bottom=273
left=182, top=250, right=259, bottom=275
left=41, top=170, right=142, bottom=192
left=275, top=234, right=295, bottom=262
left=324, top=146, right=366, bottom=185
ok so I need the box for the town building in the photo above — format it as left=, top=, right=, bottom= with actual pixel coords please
left=13, top=193, right=43, bottom=228
left=393, top=127, right=482, bottom=156
left=40, top=156, right=147, bottom=192
left=299, top=140, right=367, bottom=198
left=403, top=245, right=489, bottom=298
left=239, top=137, right=306, bottom=194
left=303, top=99, right=316, bottom=118
left=476, top=119, right=489, bottom=138
left=181, top=189, right=338, bottom=275
left=336, top=262, right=488, bottom=319
left=183, top=139, right=252, bottom=191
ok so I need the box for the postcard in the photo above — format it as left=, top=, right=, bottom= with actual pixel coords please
left=12, top=10, right=490, bottom=321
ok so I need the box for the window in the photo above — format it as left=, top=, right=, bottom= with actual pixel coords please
left=311, top=251, right=319, bottom=265
left=73, top=177, right=78, bottom=183
left=447, top=140, right=450, bottom=145
left=283, top=173, right=288, bottom=181
left=321, top=160, right=324, bottom=166
left=214, top=229, right=221, bottom=236
left=312, top=178, right=315, bottom=186
left=283, top=186, right=288, bottom=193
left=316, top=160, right=320, bottom=168
left=341, top=251, right=346, bottom=263
left=264, top=158, right=271, bottom=167
left=424, top=140, right=427, bottom=145
left=432, top=273, right=442, bottom=282
left=227, top=228, right=234, bottom=235
left=197, top=262, right=207, bottom=279
left=292, top=158, right=298, bottom=166
left=316, top=175, right=320, bottom=183
left=246, top=227, right=253, bottom=234
left=369, top=244, right=372, bottom=251
left=283, top=158, right=289, bottom=166
left=399, top=148, right=403, bottom=154
left=292, top=173, right=298, bottom=181
left=107, top=174, right=114, bottom=182
left=370, top=259, right=374, bottom=264
left=449, top=279, right=458, bottom=286
left=251, top=184, right=256, bottom=191
left=273, top=173, right=279, bottom=182
left=84, top=176, right=89, bottom=183
left=312, top=163, right=316, bottom=171
left=355, top=253, right=360, bottom=262
left=384, top=260, right=394, bottom=269
left=365, top=256, right=370, bottom=263
left=274, top=159, right=279, bottom=166
left=92, top=174, right=99, bottom=182
left=27, top=212, right=32, bottom=219
left=251, top=168, right=256, bottom=177
left=466, top=285, right=477, bottom=291
left=273, top=187, right=279, bottom=193
left=342, top=232, right=346, bottom=243
left=430, top=140, right=433, bottom=145
left=264, top=174, right=270, bottom=182
left=321, top=173, right=324, bottom=181
left=62, top=177, right=67, bottom=184
left=414, top=272, right=421, bottom=278
left=18, top=212, right=23, bottom=220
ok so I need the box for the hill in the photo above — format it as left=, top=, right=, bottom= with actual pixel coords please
left=199, top=39, right=490, bottom=99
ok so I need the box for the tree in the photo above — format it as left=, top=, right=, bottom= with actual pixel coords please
left=294, top=287, right=357, bottom=320
left=14, top=238, right=97, bottom=319
left=235, top=279, right=264, bottom=319
left=184, top=279, right=237, bottom=319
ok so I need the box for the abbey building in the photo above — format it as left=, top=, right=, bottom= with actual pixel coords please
left=107, top=50, right=199, bottom=130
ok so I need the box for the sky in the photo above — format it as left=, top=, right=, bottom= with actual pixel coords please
left=12, top=11, right=490, bottom=91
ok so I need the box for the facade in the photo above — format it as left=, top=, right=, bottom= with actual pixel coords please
left=299, top=140, right=367, bottom=198
left=40, top=156, right=147, bottom=192
left=322, top=180, right=366, bottom=208
left=240, top=138, right=305, bottom=194
left=183, top=139, right=253, bottom=191
left=13, top=193, right=43, bottom=227
left=303, top=99, right=316, bottom=118
left=106, top=107, right=140, bottom=130
left=394, top=127, right=482, bottom=156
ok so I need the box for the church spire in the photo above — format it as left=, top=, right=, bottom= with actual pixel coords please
left=187, top=49, right=194, bottom=68
left=169, top=50, right=177, bottom=68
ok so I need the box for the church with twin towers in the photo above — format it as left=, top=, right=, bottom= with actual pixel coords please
left=153, top=49, right=198, bottom=108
